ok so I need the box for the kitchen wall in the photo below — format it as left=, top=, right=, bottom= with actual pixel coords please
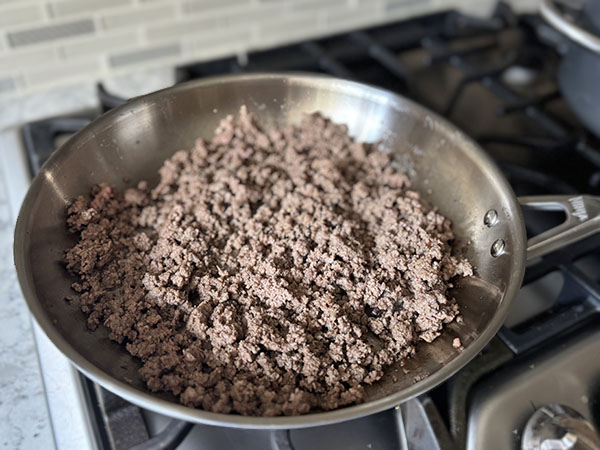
left=0, top=0, right=537, bottom=99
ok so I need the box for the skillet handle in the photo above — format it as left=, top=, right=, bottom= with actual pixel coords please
left=518, top=195, right=600, bottom=261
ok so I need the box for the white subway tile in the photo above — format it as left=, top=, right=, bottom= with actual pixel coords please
left=325, top=2, right=382, bottom=30
left=218, top=3, right=285, bottom=28
left=0, top=0, right=456, bottom=96
left=385, top=0, right=433, bottom=15
left=0, top=47, right=57, bottom=73
left=155, top=1, right=283, bottom=33
left=287, top=0, right=349, bottom=12
left=0, top=76, right=16, bottom=94
left=146, top=16, right=218, bottom=42
left=258, top=13, right=320, bottom=43
left=356, top=0, right=385, bottom=7
left=108, top=42, right=181, bottom=67
left=101, top=4, right=176, bottom=29
left=48, top=0, right=132, bottom=18
left=7, top=19, right=95, bottom=48
left=183, top=26, right=252, bottom=54
left=186, top=39, right=248, bottom=62
left=24, top=58, right=102, bottom=86
left=0, top=4, right=45, bottom=28
left=182, top=0, right=252, bottom=15
left=60, top=31, right=139, bottom=59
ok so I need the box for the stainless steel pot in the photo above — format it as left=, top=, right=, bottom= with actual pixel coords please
left=541, top=0, right=600, bottom=136
left=13, top=73, right=600, bottom=428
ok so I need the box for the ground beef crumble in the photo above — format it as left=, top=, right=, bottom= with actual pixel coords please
left=64, top=106, right=472, bottom=416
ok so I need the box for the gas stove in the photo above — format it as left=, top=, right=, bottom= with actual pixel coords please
left=16, top=3, right=600, bottom=449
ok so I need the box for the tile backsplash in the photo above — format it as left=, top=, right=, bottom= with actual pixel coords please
left=0, top=0, right=536, bottom=98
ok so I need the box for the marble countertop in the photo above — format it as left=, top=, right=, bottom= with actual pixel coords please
left=0, top=167, right=54, bottom=450
left=0, top=68, right=175, bottom=450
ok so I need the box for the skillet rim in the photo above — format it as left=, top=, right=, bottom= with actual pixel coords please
left=13, top=72, right=527, bottom=428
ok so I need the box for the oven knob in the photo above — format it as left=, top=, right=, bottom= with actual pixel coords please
left=522, top=404, right=600, bottom=450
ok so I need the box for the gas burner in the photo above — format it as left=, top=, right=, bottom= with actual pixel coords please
left=466, top=325, right=600, bottom=450
left=522, top=404, right=600, bottom=450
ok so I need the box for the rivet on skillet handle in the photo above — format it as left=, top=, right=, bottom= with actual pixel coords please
left=518, top=195, right=600, bottom=261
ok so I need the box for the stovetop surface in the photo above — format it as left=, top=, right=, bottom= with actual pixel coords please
left=21, top=3, right=600, bottom=450
left=468, top=324, right=600, bottom=449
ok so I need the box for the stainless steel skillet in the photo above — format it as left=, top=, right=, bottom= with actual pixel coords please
left=13, top=73, right=600, bottom=428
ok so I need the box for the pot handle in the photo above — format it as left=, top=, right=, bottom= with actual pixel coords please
left=518, top=195, right=600, bottom=261
left=540, top=0, right=600, bottom=54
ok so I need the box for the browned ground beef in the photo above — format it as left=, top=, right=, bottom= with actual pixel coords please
left=65, top=107, right=472, bottom=416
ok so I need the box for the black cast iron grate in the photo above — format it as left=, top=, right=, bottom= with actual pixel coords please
left=21, top=3, right=600, bottom=449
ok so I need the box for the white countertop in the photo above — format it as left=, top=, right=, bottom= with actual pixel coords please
left=0, top=68, right=175, bottom=450
left=0, top=133, right=55, bottom=449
